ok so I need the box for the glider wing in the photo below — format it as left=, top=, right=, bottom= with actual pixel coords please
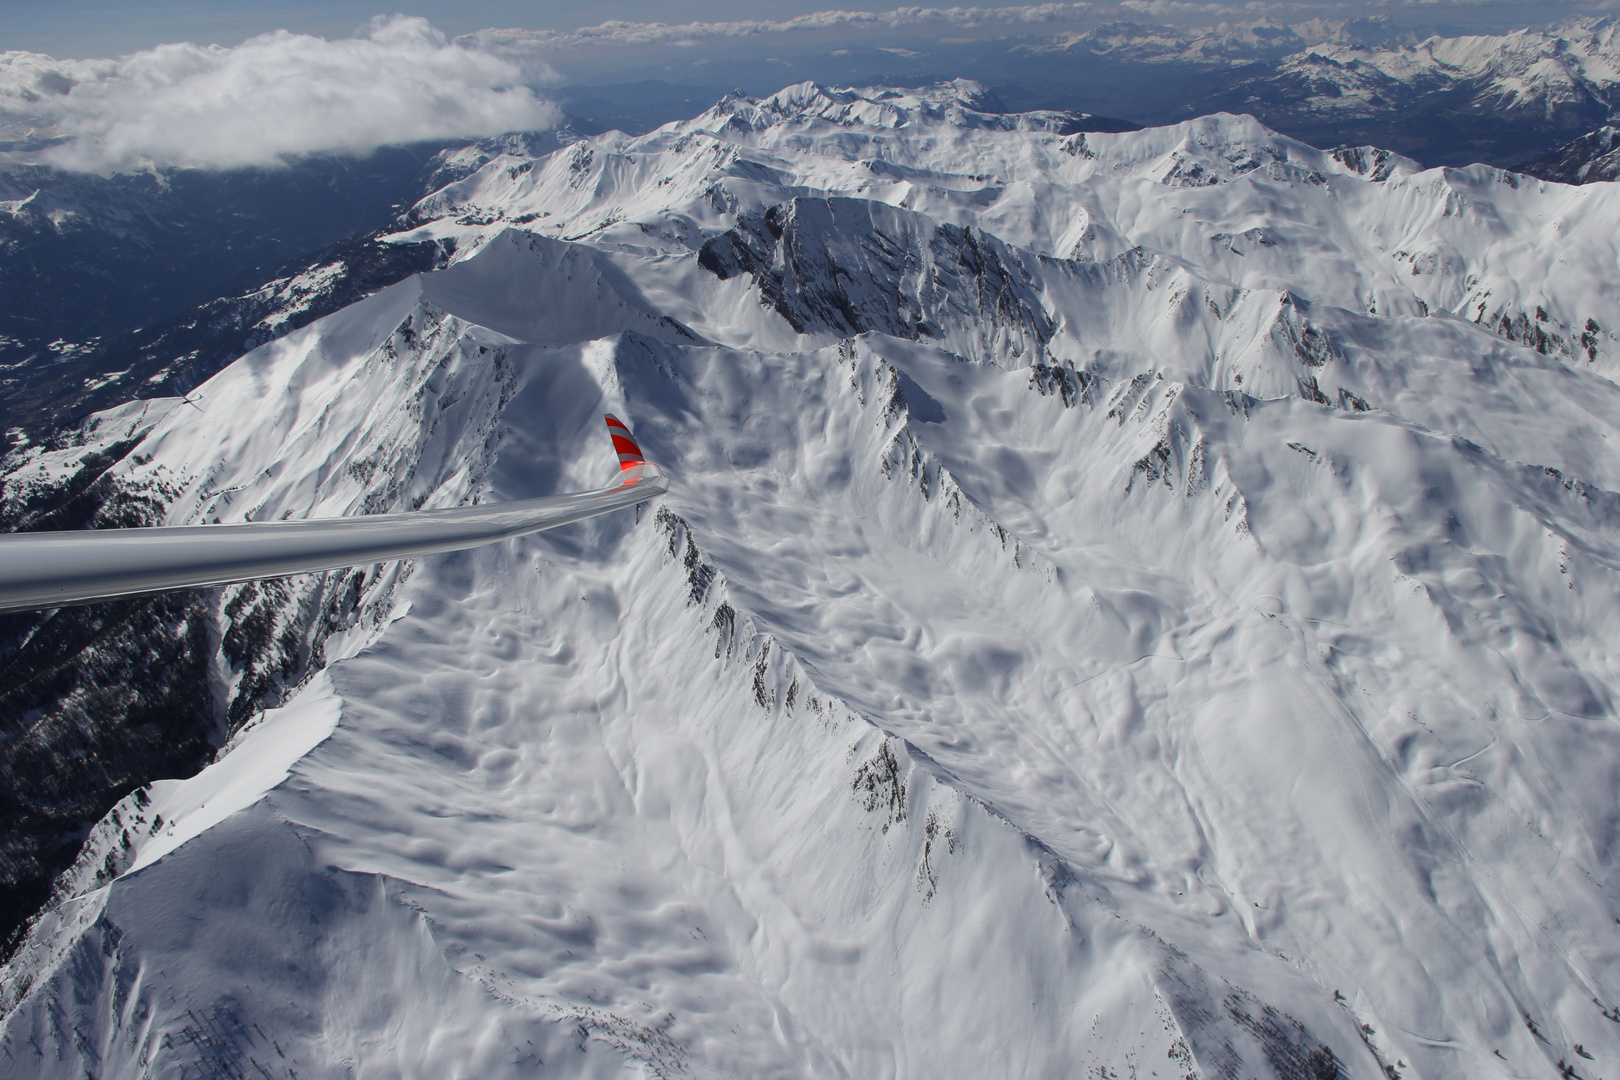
left=0, top=416, right=667, bottom=615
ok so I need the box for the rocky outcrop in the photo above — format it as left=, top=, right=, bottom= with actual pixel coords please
left=699, top=197, right=1052, bottom=363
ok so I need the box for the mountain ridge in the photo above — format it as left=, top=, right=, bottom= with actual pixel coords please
left=3, top=84, right=1620, bottom=1078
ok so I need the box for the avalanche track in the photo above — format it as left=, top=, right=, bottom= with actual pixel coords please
left=4, top=81, right=1620, bottom=1080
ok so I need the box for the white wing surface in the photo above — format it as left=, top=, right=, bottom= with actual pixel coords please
left=0, top=417, right=666, bottom=615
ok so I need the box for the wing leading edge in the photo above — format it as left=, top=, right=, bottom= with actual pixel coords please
left=0, top=416, right=667, bottom=615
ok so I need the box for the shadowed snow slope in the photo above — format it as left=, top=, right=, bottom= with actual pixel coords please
left=5, top=83, right=1620, bottom=1080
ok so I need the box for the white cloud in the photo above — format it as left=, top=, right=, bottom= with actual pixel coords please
left=465, top=3, right=1096, bottom=53
left=0, top=17, right=561, bottom=173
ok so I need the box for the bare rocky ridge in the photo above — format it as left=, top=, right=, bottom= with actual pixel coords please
left=1523, top=124, right=1620, bottom=183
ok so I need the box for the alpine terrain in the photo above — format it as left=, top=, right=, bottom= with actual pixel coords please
left=5, top=81, right=1620, bottom=1079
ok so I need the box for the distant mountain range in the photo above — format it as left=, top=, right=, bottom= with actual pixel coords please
left=5, top=16, right=1620, bottom=447
left=1036, top=16, right=1620, bottom=168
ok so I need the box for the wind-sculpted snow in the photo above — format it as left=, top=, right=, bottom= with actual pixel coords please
left=7, top=84, right=1620, bottom=1079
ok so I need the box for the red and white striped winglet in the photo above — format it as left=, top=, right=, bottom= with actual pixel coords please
left=604, top=414, right=646, bottom=471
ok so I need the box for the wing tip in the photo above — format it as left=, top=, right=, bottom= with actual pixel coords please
left=604, top=413, right=648, bottom=471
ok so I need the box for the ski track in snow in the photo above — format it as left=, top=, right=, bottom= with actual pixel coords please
left=5, top=81, right=1620, bottom=1079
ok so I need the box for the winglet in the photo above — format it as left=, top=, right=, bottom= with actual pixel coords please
left=604, top=414, right=647, bottom=471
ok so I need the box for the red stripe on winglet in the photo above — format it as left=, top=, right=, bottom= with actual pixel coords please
left=604, top=414, right=645, bottom=471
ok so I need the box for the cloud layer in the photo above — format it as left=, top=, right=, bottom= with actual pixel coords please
left=463, top=0, right=1576, bottom=56
left=464, top=3, right=1098, bottom=53
left=0, top=17, right=560, bottom=173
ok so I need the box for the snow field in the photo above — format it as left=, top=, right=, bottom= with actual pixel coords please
left=7, top=85, right=1620, bottom=1078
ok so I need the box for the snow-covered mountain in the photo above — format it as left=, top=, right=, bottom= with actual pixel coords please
left=1058, top=15, right=1620, bottom=116
left=1046, top=16, right=1404, bottom=66
left=1246, top=18, right=1620, bottom=130
left=6, top=81, right=1620, bottom=1079
left=1041, top=16, right=1620, bottom=166
left=1526, top=124, right=1620, bottom=184
left=0, top=131, right=575, bottom=450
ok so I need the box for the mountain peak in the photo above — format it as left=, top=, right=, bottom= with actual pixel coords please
left=687, top=80, right=1126, bottom=140
left=8, top=78, right=1620, bottom=1080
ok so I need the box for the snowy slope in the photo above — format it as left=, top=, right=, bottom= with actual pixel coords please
left=6, top=85, right=1620, bottom=1080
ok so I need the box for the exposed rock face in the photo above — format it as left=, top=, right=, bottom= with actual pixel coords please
left=699, top=198, right=1052, bottom=361
left=0, top=589, right=214, bottom=955
left=1522, top=123, right=1620, bottom=182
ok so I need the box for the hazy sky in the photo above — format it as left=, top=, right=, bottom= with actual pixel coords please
left=13, top=2, right=851, bottom=57
left=4, top=0, right=1604, bottom=59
